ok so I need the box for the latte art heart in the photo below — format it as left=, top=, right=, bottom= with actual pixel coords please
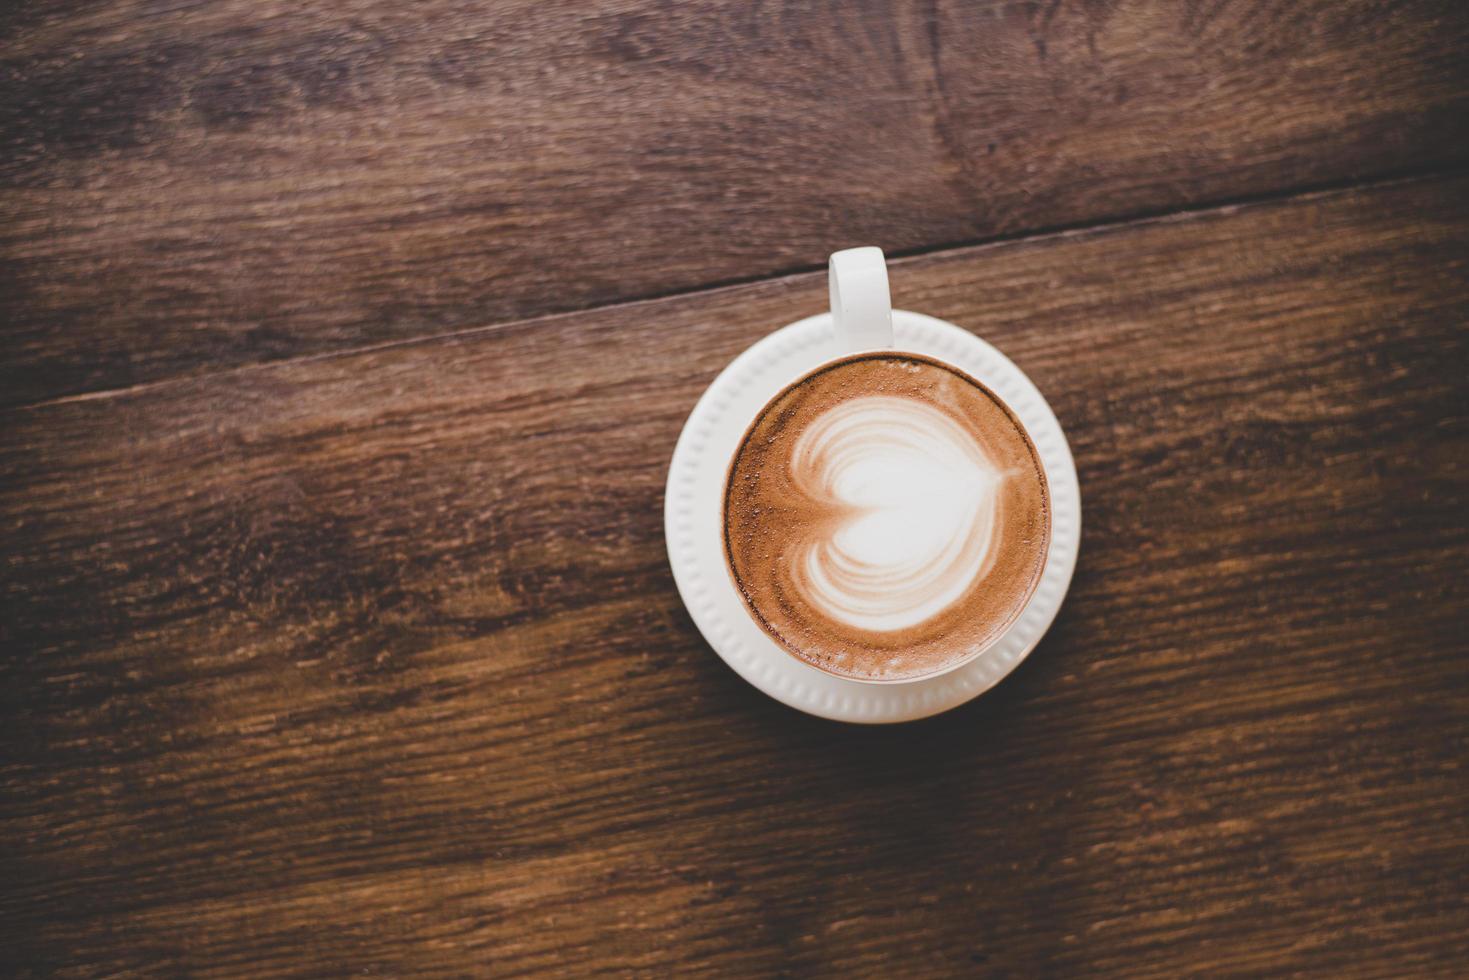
left=724, top=353, right=1050, bottom=682
left=790, top=397, right=1007, bottom=632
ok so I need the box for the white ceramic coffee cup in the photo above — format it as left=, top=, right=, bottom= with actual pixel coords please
left=665, top=247, right=1080, bottom=720
left=724, top=247, right=1051, bottom=683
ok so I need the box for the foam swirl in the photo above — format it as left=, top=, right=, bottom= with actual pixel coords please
left=723, top=353, right=1050, bottom=681
left=788, top=396, right=1006, bottom=632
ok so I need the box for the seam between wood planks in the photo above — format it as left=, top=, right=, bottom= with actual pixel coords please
left=6, top=162, right=1467, bottom=418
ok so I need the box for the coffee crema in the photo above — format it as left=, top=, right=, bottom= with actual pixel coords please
left=723, top=353, right=1050, bottom=681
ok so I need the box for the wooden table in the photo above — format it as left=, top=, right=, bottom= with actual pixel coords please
left=3, top=2, right=1467, bottom=976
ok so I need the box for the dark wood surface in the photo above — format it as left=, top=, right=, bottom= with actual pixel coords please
left=4, top=2, right=1469, bottom=977
left=3, top=0, right=1469, bottom=406
left=4, top=175, right=1467, bottom=976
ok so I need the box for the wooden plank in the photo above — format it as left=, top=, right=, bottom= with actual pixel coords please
left=2, top=174, right=1466, bottom=975
left=2, top=0, right=1467, bottom=405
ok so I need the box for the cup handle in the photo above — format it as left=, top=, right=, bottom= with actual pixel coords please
left=829, top=246, right=893, bottom=351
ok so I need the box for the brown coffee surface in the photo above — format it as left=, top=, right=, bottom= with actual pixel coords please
left=723, top=353, right=1050, bottom=681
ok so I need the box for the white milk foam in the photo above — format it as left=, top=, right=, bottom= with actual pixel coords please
left=790, top=395, right=1006, bottom=632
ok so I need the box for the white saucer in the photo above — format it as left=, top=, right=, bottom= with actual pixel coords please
left=664, top=310, right=1081, bottom=723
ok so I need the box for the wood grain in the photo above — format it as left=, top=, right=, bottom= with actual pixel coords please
left=3, top=0, right=1468, bottom=405
left=2, top=174, right=1466, bottom=976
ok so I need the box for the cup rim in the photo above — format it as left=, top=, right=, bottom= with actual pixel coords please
left=719, top=347, right=1054, bottom=685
